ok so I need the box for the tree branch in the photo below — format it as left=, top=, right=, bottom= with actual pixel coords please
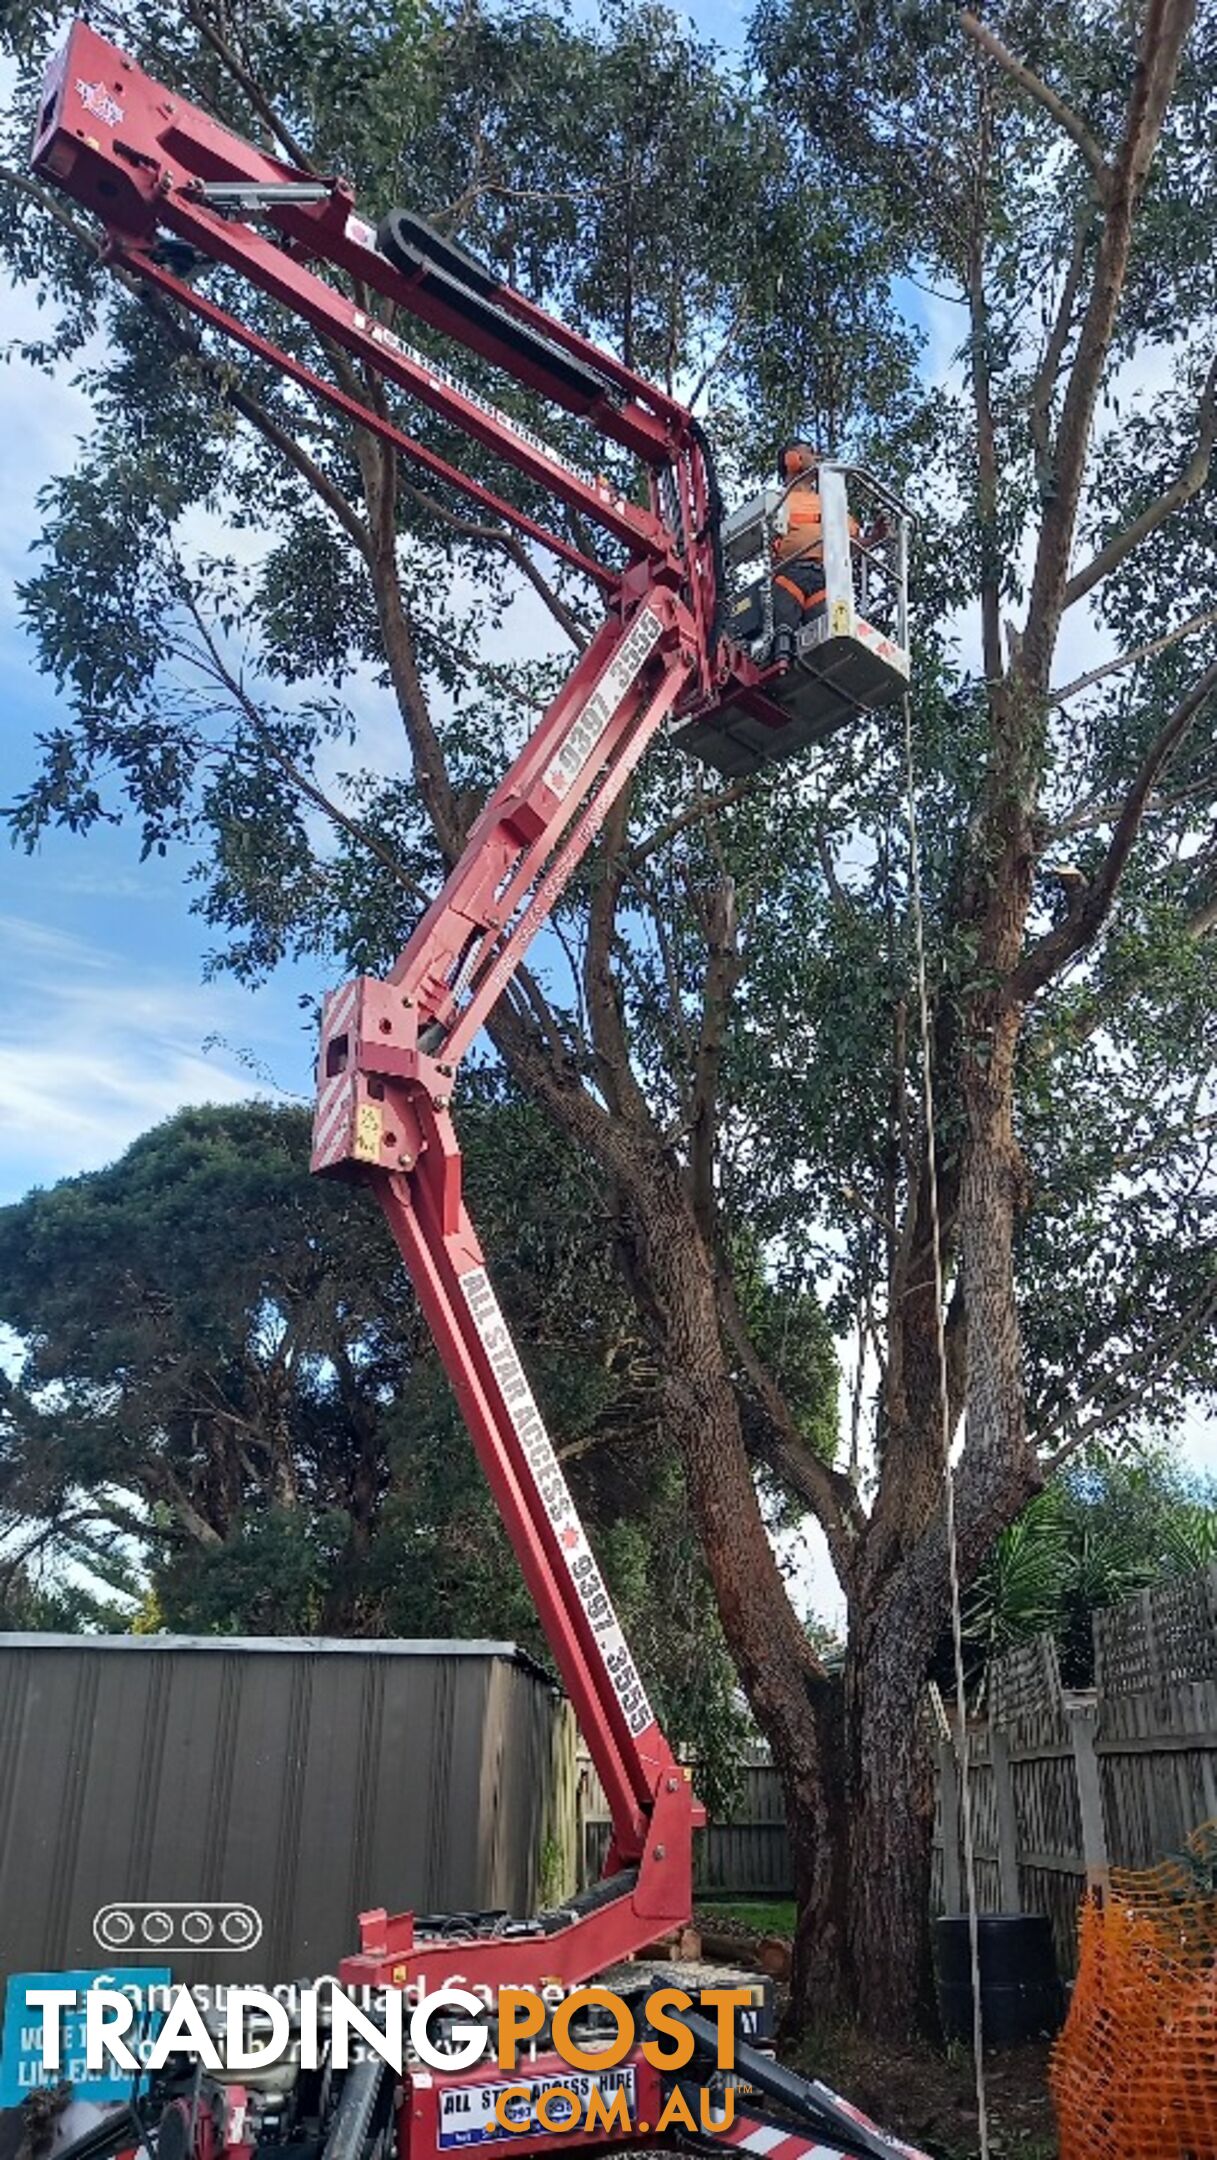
left=688, top=877, right=743, bottom=1240
left=1029, top=875, right=1217, bottom=1064
left=626, top=777, right=755, bottom=871
left=958, top=11, right=1111, bottom=192
left=1109, top=1109, right=1217, bottom=1175
left=1037, top=1270, right=1217, bottom=1470
left=404, top=483, right=589, bottom=647
left=487, top=990, right=623, bottom=1169
left=618, top=863, right=696, bottom=1103
left=506, top=962, right=583, bottom=1068
left=1049, top=607, right=1217, bottom=707
left=1010, top=654, right=1217, bottom=1002
left=108, top=264, right=371, bottom=566
left=1062, top=352, right=1217, bottom=610
left=964, top=168, right=1004, bottom=683
left=144, top=1458, right=225, bottom=1548
left=222, top=373, right=373, bottom=561
left=1029, top=203, right=1096, bottom=493
left=180, top=0, right=317, bottom=172
left=1056, top=765, right=1217, bottom=838
left=688, top=301, right=750, bottom=412
left=0, top=162, right=104, bottom=257
left=1017, top=0, right=1198, bottom=688
left=715, top=1263, right=863, bottom=1583
left=179, top=592, right=432, bottom=903
left=145, top=301, right=374, bottom=561
left=353, top=435, right=467, bottom=861
left=583, top=789, right=653, bottom=1127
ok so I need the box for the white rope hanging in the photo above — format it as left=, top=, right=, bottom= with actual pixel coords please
left=901, top=690, right=991, bottom=2160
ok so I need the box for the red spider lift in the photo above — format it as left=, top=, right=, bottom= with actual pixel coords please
left=32, top=26, right=924, bottom=2160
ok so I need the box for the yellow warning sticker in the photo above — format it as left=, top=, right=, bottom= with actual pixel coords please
left=831, top=599, right=851, bottom=636
left=355, top=1103, right=383, bottom=1162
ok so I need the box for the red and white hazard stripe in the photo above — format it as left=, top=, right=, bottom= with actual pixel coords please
left=719, top=2114, right=861, bottom=2160
left=310, top=980, right=362, bottom=1169
left=311, top=1070, right=355, bottom=1168
left=321, top=978, right=360, bottom=1046
left=719, top=2107, right=928, bottom=2160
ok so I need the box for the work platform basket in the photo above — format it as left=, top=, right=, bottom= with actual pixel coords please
left=671, top=463, right=912, bottom=778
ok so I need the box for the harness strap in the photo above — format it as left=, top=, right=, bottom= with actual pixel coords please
left=774, top=573, right=827, bottom=610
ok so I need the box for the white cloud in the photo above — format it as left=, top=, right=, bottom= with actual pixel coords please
left=0, top=912, right=302, bottom=1196
left=0, top=286, right=97, bottom=599
left=38, top=868, right=172, bottom=902
left=0, top=1038, right=248, bottom=1161
left=0, top=909, right=109, bottom=968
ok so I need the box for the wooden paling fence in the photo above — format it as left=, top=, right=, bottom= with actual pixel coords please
left=579, top=1756, right=792, bottom=1897
left=579, top=1568, right=1217, bottom=1948
left=933, top=1564, right=1217, bottom=1973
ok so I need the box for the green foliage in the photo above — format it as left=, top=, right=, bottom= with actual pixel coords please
left=0, top=1564, right=131, bottom=1634
left=964, top=1453, right=1217, bottom=1688
left=1, top=0, right=1213, bottom=1622
left=0, top=1091, right=803, bottom=1795
left=2, top=0, right=859, bottom=1815
left=536, top=1834, right=567, bottom=1907
left=3, top=0, right=1217, bottom=2016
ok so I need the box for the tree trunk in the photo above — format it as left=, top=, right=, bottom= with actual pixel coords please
left=844, top=1578, right=940, bottom=2036
left=787, top=1677, right=849, bottom=2031
left=622, top=1147, right=851, bottom=2009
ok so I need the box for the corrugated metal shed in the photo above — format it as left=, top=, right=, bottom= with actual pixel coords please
left=0, top=1635, right=573, bottom=1982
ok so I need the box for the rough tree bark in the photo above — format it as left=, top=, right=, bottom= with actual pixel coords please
left=824, top=0, right=1206, bottom=2033
left=26, top=0, right=1205, bottom=2037
left=772, top=0, right=1207, bottom=2033
left=337, top=0, right=1205, bottom=2026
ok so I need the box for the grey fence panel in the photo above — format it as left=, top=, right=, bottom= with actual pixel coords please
left=579, top=1760, right=793, bottom=1900
left=933, top=1567, right=1217, bottom=1977
left=695, top=1818, right=791, bottom=1897
left=0, top=1635, right=571, bottom=1983
left=572, top=1577, right=1217, bottom=1956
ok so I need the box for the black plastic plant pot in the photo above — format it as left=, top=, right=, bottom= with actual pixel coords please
left=933, top=1912, right=1065, bottom=2047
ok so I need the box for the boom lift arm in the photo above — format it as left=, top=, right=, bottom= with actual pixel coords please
left=32, top=27, right=936, bottom=2160
left=30, top=19, right=913, bottom=2020
left=33, top=19, right=716, bottom=1990
left=315, top=588, right=708, bottom=1998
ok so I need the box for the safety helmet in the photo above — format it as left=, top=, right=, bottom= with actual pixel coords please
left=777, top=439, right=820, bottom=481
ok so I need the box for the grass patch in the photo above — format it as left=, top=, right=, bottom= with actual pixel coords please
left=697, top=1896, right=797, bottom=1935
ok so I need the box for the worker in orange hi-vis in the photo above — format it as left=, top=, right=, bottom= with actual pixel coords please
left=770, top=438, right=859, bottom=664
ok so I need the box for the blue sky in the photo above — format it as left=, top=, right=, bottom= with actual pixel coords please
left=0, top=0, right=754, bottom=1207
left=0, top=0, right=805, bottom=1202
left=0, top=165, right=316, bottom=1197
left=1, top=13, right=1213, bottom=1544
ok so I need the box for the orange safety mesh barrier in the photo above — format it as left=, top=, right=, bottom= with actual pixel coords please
left=1050, top=1820, right=1217, bottom=2159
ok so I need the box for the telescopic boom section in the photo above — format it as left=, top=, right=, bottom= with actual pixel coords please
left=315, top=578, right=709, bottom=1989
left=309, top=581, right=705, bottom=1946
left=31, top=21, right=722, bottom=637
left=32, top=22, right=712, bottom=1975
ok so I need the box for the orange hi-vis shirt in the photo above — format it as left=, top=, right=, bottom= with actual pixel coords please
left=772, top=477, right=859, bottom=566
